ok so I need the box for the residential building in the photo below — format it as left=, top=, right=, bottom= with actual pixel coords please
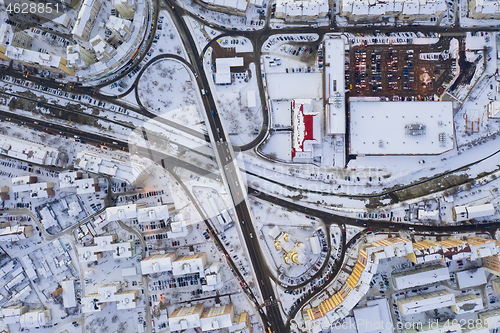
left=405, top=239, right=443, bottom=264
left=67, top=44, right=95, bottom=70
left=72, top=0, right=102, bottom=41
left=106, top=204, right=137, bottom=222
left=4, top=46, right=75, bottom=76
left=166, top=215, right=192, bottom=239
left=0, top=186, right=9, bottom=201
left=12, top=181, right=55, bottom=198
left=0, top=24, right=33, bottom=49
left=397, top=290, right=455, bottom=315
left=468, top=0, right=500, bottom=19
left=59, top=171, right=83, bottom=188
left=90, top=35, right=117, bottom=61
left=106, top=16, right=134, bottom=42
left=137, top=205, right=170, bottom=223
left=61, top=279, right=77, bottom=308
left=275, top=0, right=329, bottom=21
left=19, top=309, right=52, bottom=328
left=455, top=267, right=487, bottom=289
left=0, top=225, right=34, bottom=242
left=302, top=237, right=413, bottom=327
left=200, top=304, right=234, bottom=331
left=492, top=279, right=500, bottom=294
left=168, top=304, right=204, bottom=331
left=140, top=253, right=178, bottom=275
left=228, top=312, right=252, bottom=333
left=113, top=0, right=136, bottom=19
left=202, top=262, right=224, bottom=292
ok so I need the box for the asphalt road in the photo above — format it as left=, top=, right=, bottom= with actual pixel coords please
left=4, top=5, right=500, bottom=332
left=159, top=2, right=284, bottom=331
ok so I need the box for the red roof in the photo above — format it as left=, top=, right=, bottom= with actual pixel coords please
left=292, top=101, right=315, bottom=158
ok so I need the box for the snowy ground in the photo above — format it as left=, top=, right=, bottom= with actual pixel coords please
left=260, top=132, right=292, bottom=162
left=100, top=9, right=188, bottom=97
left=204, top=46, right=263, bottom=145
left=184, top=16, right=222, bottom=54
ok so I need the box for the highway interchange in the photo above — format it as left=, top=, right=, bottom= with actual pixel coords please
left=2, top=0, right=500, bottom=331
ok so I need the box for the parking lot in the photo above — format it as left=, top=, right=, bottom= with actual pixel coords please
left=347, top=43, right=452, bottom=100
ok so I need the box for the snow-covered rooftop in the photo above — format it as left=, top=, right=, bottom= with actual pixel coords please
left=353, top=299, right=392, bottom=333
left=215, top=57, right=243, bottom=84
left=392, top=265, right=449, bottom=290
left=137, top=205, right=170, bottom=223
left=349, top=101, right=454, bottom=155
left=292, top=99, right=321, bottom=161
left=455, top=267, right=487, bottom=289
left=76, top=151, right=150, bottom=185
left=324, top=36, right=346, bottom=135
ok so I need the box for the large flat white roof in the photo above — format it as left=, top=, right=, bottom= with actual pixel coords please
left=324, top=36, right=346, bottom=135
left=354, top=299, right=393, bottom=333
left=349, top=101, right=454, bottom=155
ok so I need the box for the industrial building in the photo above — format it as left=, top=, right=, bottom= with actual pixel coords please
left=172, top=253, right=208, bottom=276
left=303, top=235, right=500, bottom=329
left=81, top=282, right=139, bottom=313
left=78, top=234, right=135, bottom=262
left=0, top=225, right=34, bottom=242
left=392, top=265, right=449, bottom=290
left=453, top=204, right=496, bottom=221
left=291, top=99, right=322, bottom=163
left=324, top=36, right=346, bottom=168
left=140, top=253, right=178, bottom=275
left=200, top=304, right=235, bottom=331
left=0, top=134, right=65, bottom=167
left=76, top=151, right=151, bottom=185
left=468, top=0, right=500, bottom=19
left=349, top=101, right=454, bottom=156
left=61, top=279, right=77, bottom=308
left=215, top=57, right=244, bottom=84
left=72, top=0, right=102, bottom=41
left=168, top=304, right=204, bottom=331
